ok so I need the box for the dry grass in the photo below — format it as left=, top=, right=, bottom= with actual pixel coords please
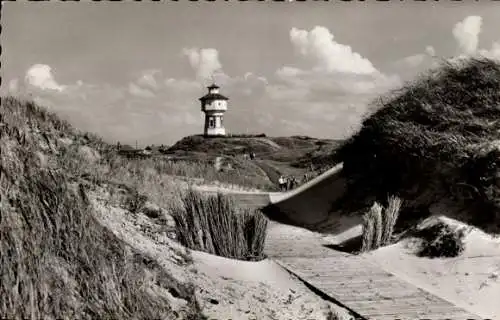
left=361, top=197, right=403, bottom=252
left=0, top=97, right=204, bottom=319
left=170, top=189, right=268, bottom=261
left=361, top=202, right=382, bottom=252
left=381, top=196, right=403, bottom=244
left=337, top=57, right=500, bottom=233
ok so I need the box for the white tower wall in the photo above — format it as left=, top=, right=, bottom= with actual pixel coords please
left=200, top=85, right=228, bottom=137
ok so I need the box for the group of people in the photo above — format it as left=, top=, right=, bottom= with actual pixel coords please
left=278, top=175, right=297, bottom=192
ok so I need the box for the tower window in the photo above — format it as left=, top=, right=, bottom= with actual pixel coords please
left=208, top=117, right=215, bottom=128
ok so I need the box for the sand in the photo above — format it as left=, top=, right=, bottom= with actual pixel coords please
left=366, top=216, right=500, bottom=319
left=192, top=251, right=352, bottom=320
left=88, top=186, right=351, bottom=320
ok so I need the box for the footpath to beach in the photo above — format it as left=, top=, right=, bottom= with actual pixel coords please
left=197, top=188, right=483, bottom=320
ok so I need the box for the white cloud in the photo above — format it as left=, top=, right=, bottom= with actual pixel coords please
left=266, top=84, right=309, bottom=101
left=453, top=16, right=482, bottom=55
left=425, top=45, right=436, bottom=57
left=394, top=45, right=436, bottom=70
left=128, top=83, right=155, bottom=98
left=276, top=66, right=304, bottom=80
left=182, top=48, right=222, bottom=80
left=136, top=69, right=161, bottom=89
left=400, top=54, right=426, bottom=68
left=480, top=41, right=500, bottom=60
left=25, top=64, right=66, bottom=91
left=257, top=26, right=403, bottom=138
left=289, top=26, right=377, bottom=75
left=8, top=79, right=19, bottom=93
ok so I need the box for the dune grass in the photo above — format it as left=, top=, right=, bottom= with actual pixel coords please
left=170, top=189, right=268, bottom=261
left=1, top=97, right=205, bottom=319
left=337, top=57, right=500, bottom=233
left=361, top=197, right=403, bottom=252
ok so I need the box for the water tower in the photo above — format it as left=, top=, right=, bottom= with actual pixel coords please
left=199, top=83, right=229, bottom=136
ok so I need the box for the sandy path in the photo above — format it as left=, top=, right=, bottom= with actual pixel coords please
left=366, top=217, right=500, bottom=319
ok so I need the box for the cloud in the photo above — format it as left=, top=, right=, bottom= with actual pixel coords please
left=128, top=82, right=155, bottom=98
left=253, top=25, right=403, bottom=138
left=8, top=79, right=19, bottom=93
left=480, top=41, right=500, bottom=60
left=425, top=45, right=436, bottom=57
left=400, top=54, right=427, bottom=68
left=392, top=45, right=437, bottom=72
left=453, top=16, right=482, bottom=55
left=136, top=69, right=161, bottom=90
left=182, top=48, right=222, bottom=80
left=289, top=26, right=377, bottom=75
left=164, top=78, right=200, bottom=90
left=25, top=64, right=66, bottom=91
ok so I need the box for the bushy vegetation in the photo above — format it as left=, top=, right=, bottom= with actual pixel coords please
left=416, top=221, right=466, bottom=258
left=0, top=97, right=203, bottom=319
left=170, top=189, right=268, bottom=261
left=336, top=57, right=500, bottom=233
left=360, top=197, right=403, bottom=252
left=226, top=133, right=267, bottom=138
left=167, top=135, right=280, bottom=155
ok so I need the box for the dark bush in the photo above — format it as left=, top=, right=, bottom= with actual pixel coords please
left=416, top=222, right=466, bottom=258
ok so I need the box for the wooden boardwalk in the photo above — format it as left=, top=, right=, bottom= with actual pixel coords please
left=265, top=222, right=482, bottom=320
left=221, top=192, right=482, bottom=320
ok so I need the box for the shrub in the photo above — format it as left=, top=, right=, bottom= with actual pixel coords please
left=126, top=188, right=148, bottom=214
left=416, top=221, right=466, bottom=258
left=170, top=189, right=268, bottom=261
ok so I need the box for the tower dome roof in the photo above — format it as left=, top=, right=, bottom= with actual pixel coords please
left=199, top=93, right=229, bottom=101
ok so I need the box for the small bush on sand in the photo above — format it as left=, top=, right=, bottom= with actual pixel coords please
left=416, top=221, right=466, bottom=258
left=170, top=189, right=268, bottom=261
left=361, top=197, right=403, bottom=252
left=336, top=57, right=500, bottom=233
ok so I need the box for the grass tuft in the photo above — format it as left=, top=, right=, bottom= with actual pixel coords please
left=170, top=189, right=268, bottom=261
left=361, top=197, right=403, bottom=252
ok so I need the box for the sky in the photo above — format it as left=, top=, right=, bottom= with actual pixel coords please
left=2, top=1, right=500, bottom=146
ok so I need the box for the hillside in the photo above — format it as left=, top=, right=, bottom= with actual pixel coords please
left=0, top=97, right=348, bottom=320
left=334, top=57, right=500, bottom=233
left=0, top=97, right=204, bottom=319
left=165, top=134, right=343, bottom=188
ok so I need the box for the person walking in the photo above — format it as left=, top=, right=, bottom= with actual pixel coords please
left=290, top=176, right=297, bottom=189
left=278, top=175, right=286, bottom=191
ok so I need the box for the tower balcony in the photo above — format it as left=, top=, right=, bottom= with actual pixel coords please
left=201, top=100, right=228, bottom=112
